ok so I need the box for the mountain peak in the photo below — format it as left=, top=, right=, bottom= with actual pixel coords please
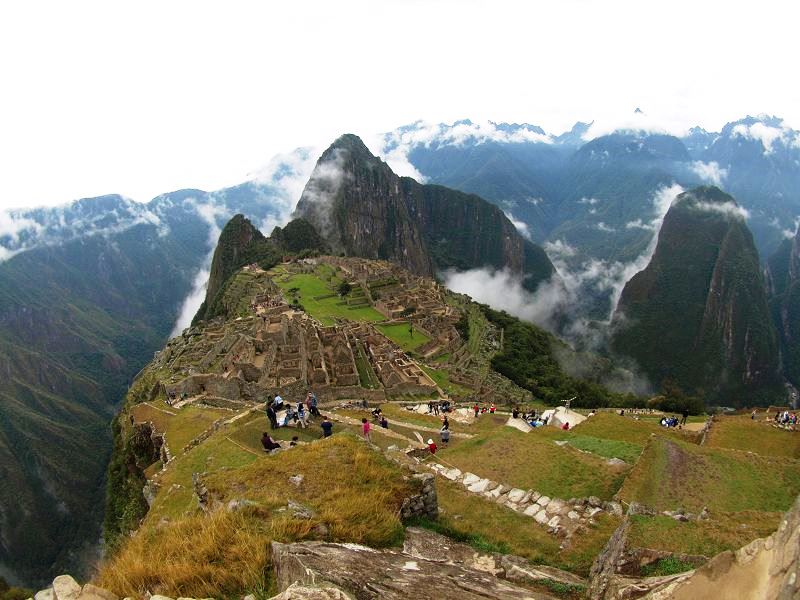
left=294, top=136, right=554, bottom=289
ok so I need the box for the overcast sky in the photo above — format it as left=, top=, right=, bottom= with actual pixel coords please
left=1, top=0, right=798, bottom=209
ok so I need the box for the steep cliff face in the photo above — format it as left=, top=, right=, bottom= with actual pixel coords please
left=766, top=227, right=800, bottom=389
left=294, top=135, right=554, bottom=291
left=611, top=186, right=781, bottom=403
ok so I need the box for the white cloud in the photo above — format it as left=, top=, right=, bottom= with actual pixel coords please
left=365, top=120, right=553, bottom=182
left=504, top=212, right=531, bottom=239
left=0, top=197, right=168, bottom=263
left=169, top=198, right=228, bottom=337
left=443, top=267, right=564, bottom=329
left=690, top=160, right=728, bottom=186
left=582, top=109, right=693, bottom=141
left=543, top=239, right=577, bottom=257
left=444, top=185, right=684, bottom=336
left=693, top=201, right=750, bottom=220
left=731, top=121, right=798, bottom=155
left=579, top=197, right=600, bottom=205
left=596, top=222, right=616, bottom=232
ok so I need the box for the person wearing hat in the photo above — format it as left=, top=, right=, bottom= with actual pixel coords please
left=427, top=438, right=438, bottom=454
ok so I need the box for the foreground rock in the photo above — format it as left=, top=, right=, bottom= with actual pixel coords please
left=271, top=532, right=562, bottom=599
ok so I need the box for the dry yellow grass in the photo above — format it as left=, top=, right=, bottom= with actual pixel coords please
left=96, top=435, right=417, bottom=599
left=97, top=509, right=269, bottom=599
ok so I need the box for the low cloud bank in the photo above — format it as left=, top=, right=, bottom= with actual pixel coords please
left=0, top=197, right=167, bottom=263
left=169, top=200, right=227, bottom=337
left=443, top=184, right=684, bottom=395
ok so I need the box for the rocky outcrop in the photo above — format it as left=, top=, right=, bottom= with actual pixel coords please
left=271, top=528, right=566, bottom=599
left=294, top=134, right=554, bottom=292
left=612, top=186, right=782, bottom=403
left=33, top=575, right=119, bottom=600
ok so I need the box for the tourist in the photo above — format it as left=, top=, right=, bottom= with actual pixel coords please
left=266, top=402, right=278, bottom=430
left=310, top=392, right=320, bottom=416
left=440, top=427, right=450, bottom=446
left=441, top=415, right=450, bottom=430
left=561, top=421, right=570, bottom=431
left=681, top=409, right=689, bottom=425
left=362, top=417, right=371, bottom=441
left=512, top=407, right=519, bottom=419
left=473, top=403, right=480, bottom=418
left=433, top=402, right=440, bottom=416
left=282, top=406, right=299, bottom=427
left=427, top=438, right=437, bottom=454
left=380, top=416, right=389, bottom=429
left=428, top=401, right=434, bottom=414
left=297, top=402, right=307, bottom=428
left=490, top=403, right=496, bottom=414
left=273, top=393, right=284, bottom=409
left=751, top=409, right=757, bottom=420
left=261, top=432, right=280, bottom=451
left=320, top=416, right=333, bottom=438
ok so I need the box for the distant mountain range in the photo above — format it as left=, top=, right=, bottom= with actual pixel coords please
left=1, top=113, right=799, bottom=583
left=387, top=116, right=800, bottom=263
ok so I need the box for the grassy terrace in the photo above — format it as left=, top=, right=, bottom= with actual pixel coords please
left=376, top=322, right=430, bottom=352
left=130, top=402, right=230, bottom=452
left=628, top=511, right=782, bottom=558
left=439, top=425, right=629, bottom=500
left=618, top=436, right=800, bottom=513
left=705, top=414, right=800, bottom=458
left=274, top=271, right=384, bottom=325
left=420, top=365, right=473, bottom=396
left=432, top=479, right=619, bottom=576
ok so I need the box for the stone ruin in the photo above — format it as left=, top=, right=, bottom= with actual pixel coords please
left=160, top=293, right=440, bottom=406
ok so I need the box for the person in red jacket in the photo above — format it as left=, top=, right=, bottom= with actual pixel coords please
left=427, top=438, right=437, bottom=454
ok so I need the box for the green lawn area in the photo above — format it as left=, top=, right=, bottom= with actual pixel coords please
left=432, top=479, right=619, bottom=576
left=573, top=412, right=698, bottom=446
left=376, top=323, right=430, bottom=352
left=131, top=403, right=230, bottom=452
left=705, top=415, right=800, bottom=459
left=559, top=434, right=643, bottom=464
left=420, top=365, right=473, bottom=396
left=628, top=511, right=781, bottom=558
left=275, top=272, right=384, bottom=325
left=439, top=426, right=629, bottom=500
left=618, top=436, right=800, bottom=513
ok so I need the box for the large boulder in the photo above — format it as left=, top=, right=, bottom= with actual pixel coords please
left=271, top=538, right=557, bottom=599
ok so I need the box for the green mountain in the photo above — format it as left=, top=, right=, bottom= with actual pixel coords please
left=611, top=186, right=782, bottom=403
left=0, top=190, right=286, bottom=585
left=193, top=215, right=327, bottom=323
left=0, top=222, right=204, bottom=585
left=766, top=228, right=800, bottom=391
left=294, top=134, right=554, bottom=291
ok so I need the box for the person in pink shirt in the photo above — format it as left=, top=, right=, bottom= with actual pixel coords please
left=361, top=417, right=371, bottom=441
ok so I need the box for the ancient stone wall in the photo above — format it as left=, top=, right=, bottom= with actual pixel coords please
left=399, top=473, right=438, bottom=521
